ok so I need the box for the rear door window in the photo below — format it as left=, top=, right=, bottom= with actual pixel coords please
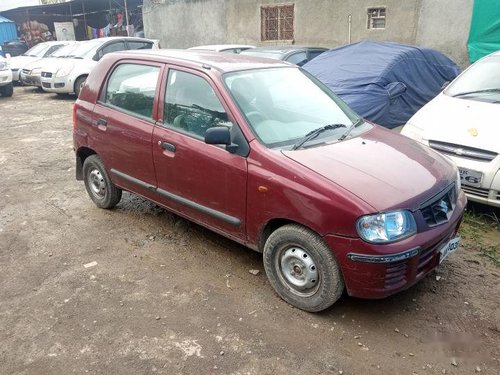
left=104, top=63, right=160, bottom=119
left=98, top=41, right=126, bottom=60
left=128, top=41, right=153, bottom=50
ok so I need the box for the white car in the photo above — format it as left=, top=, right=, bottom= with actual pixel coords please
left=40, top=37, right=157, bottom=96
left=401, top=51, right=500, bottom=208
left=0, top=56, right=13, bottom=97
left=188, top=44, right=255, bottom=54
left=9, top=41, right=72, bottom=82
left=20, top=42, right=81, bottom=88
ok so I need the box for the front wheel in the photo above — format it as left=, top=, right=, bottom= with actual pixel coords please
left=263, top=224, right=344, bottom=312
left=0, top=82, right=13, bottom=97
left=83, top=155, right=122, bottom=209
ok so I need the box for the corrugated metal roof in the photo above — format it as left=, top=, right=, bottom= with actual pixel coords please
left=0, top=15, right=15, bottom=24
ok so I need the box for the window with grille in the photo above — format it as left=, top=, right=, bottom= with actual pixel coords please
left=367, top=7, right=386, bottom=29
left=261, top=3, right=294, bottom=41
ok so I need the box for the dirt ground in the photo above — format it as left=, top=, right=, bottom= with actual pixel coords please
left=0, top=87, right=499, bottom=375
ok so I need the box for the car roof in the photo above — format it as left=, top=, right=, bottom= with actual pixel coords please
left=117, top=49, right=292, bottom=73
left=242, top=46, right=327, bottom=54
left=188, top=44, right=255, bottom=51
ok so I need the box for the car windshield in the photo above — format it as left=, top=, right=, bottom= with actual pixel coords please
left=224, top=67, right=367, bottom=149
left=50, top=43, right=81, bottom=57
left=23, top=43, right=51, bottom=57
left=445, top=55, right=500, bottom=101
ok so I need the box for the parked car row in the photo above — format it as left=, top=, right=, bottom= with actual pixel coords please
left=9, top=37, right=157, bottom=96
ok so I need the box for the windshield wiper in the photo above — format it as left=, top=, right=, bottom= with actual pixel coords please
left=452, top=88, right=500, bottom=97
left=292, top=124, right=347, bottom=150
left=338, top=118, right=364, bottom=142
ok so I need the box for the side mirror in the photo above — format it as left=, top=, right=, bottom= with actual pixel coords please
left=205, top=126, right=238, bottom=153
left=5, top=53, right=11, bottom=59
left=385, top=82, right=407, bottom=99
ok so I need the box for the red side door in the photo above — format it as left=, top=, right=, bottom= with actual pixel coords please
left=152, top=67, right=248, bottom=241
left=90, top=61, right=163, bottom=198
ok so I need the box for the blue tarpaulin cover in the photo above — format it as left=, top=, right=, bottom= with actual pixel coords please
left=304, top=40, right=460, bottom=128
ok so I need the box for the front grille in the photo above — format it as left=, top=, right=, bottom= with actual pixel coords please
left=420, top=184, right=457, bottom=227
left=42, top=82, right=51, bottom=88
left=418, top=245, right=438, bottom=273
left=429, top=140, right=497, bottom=162
left=41, top=72, right=52, bottom=78
left=385, top=261, right=407, bottom=288
left=462, top=186, right=500, bottom=200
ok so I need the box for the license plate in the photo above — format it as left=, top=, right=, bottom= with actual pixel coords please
left=439, top=236, right=461, bottom=264
left=458, top=167, right=482, bottom=187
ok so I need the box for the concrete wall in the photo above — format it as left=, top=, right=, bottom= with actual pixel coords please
left=144, top=0, right=227, bottom=49
left=144, top=0, right=472, bottom=66
left=204, top=0, right=421, bottom=48
left=416, top=0, right=473, bottom=68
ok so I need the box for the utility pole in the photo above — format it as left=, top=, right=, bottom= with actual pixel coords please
left=124, top=0, right=130, bottom=36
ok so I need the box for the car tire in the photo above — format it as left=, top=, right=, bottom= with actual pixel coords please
left=83, top=155, right=122, bottom=209
left=74, top=76, right=87, bottom=97
left=0, top=82, right=13, bottom=97
left=263, top=224, right=344, bottom=312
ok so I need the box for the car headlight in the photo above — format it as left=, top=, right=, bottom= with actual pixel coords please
left=401, top=122, right=424, bottom=143
left=356, top=210, right=417, bottom=243
left=0, top=61, right=8, bottom=71
left=55, top=65, right=73, bottom=77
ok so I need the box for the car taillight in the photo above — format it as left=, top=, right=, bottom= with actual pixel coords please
left=73, top=104, right=77, bottom=130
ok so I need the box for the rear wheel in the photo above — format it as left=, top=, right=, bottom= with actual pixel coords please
left=263, top=224, right=344, bottom=312
left=74, top=76, right=87, bottom=97
left=83, top=155, right=122, bottom=209
left=0, top=83, right=13, bottom=97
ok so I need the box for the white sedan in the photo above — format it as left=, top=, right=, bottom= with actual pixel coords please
left=401, top=51, right=500, bottom=207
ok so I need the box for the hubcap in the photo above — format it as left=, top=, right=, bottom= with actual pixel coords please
left=279, top=247, right=319, bottom=296
left=89, top=168, right=106, bottom=199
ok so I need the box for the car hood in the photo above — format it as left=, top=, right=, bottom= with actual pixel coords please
left=282, top=126, right=455, bottom=212
left=9, top=55, right=39, bottom=69
left=41, top=57, right=93, bottom=74
left=23, top=57, right=59, bottom=71
left=409, top=93, right=500, bottom=152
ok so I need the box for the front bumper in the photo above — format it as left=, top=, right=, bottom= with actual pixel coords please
left=20, top=70, right=41, bottom=87
left=40, top=74, right=73, bottom=93
left=0, top=69, right=12, bottom=86
left=325, top=190, right=466, bottom=299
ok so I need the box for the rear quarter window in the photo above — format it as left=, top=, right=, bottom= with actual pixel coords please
left=104, top=63, right=160, bottom=119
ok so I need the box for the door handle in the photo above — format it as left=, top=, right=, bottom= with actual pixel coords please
left=159, top=141, right=176, bottom=153
left=96, top=118, right=107, bottom=126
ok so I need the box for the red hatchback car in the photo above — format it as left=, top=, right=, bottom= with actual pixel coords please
left=73, top=50, right=466, bottom=312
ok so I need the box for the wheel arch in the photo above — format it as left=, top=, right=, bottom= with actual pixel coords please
left=76, top=146, right=97, bottom=180
left=74, top=74, right=89, bottom=94
left=258, top=218, right=316, bottom=252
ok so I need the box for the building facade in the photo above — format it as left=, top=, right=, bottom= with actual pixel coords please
left=144, top=0, right=473, bottom=67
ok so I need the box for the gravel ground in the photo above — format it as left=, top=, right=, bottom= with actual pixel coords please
left=0, top=86, right=499, bottom=375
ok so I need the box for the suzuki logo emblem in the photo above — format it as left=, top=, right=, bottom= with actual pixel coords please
left=454, top=148, right=464, bottom=156
left=468, top=128, right=478, bottom=137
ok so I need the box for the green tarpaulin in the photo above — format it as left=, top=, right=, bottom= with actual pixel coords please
left=468, top=0, right=500, bottom=63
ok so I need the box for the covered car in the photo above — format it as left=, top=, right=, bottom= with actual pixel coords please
left=303, top=40, right=460, bottom=129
